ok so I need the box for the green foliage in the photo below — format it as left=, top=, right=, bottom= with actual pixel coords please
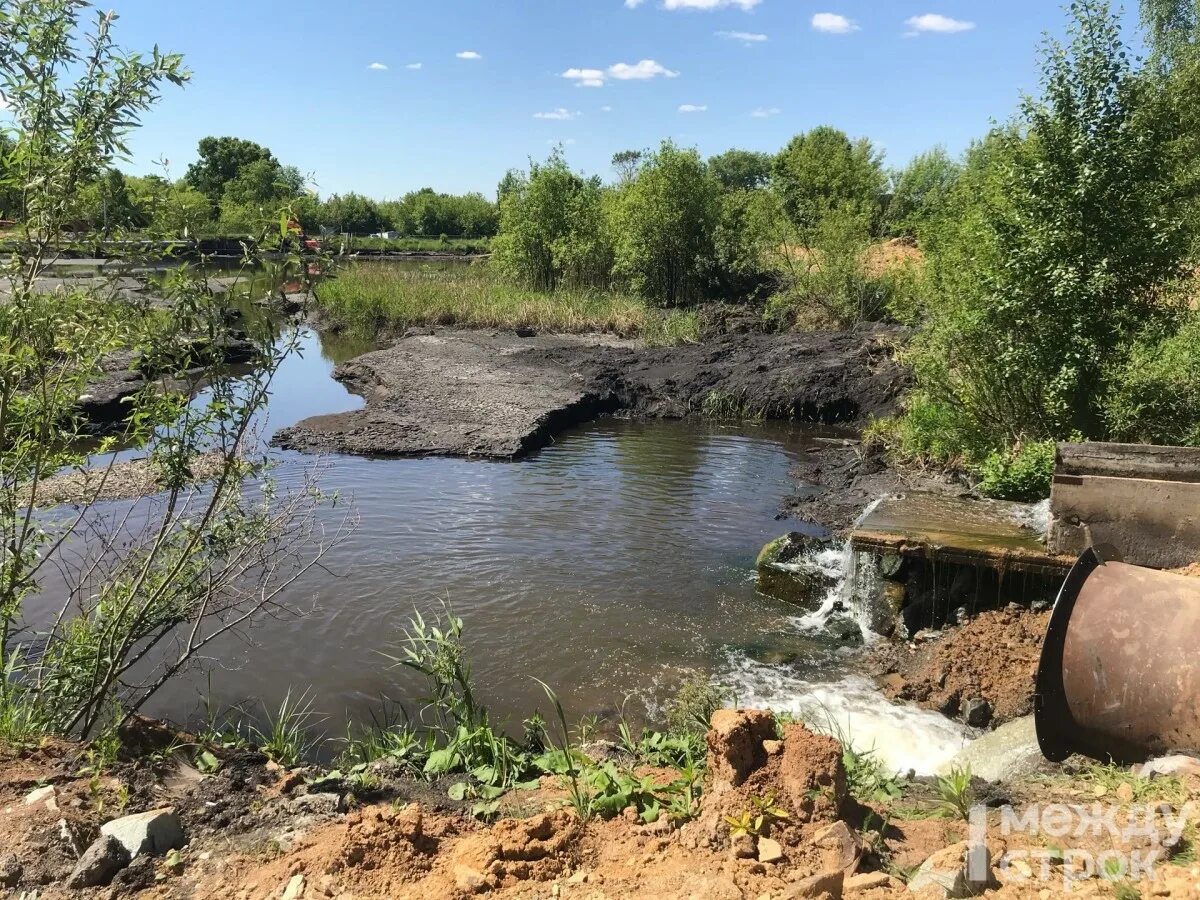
left=977, top=440, right=1056, bottom=501
left=609, top=141, right=722, bottom=307
left=250, top=689, right=324, bottom=767
left=933, top=766, right=975, bottom=821
left=772, top=126, right=888, bottom=235
left=885, top=147, right=961, bottom=240
left=763, top=208, right=918, bottom=329
left=0, top=2, right=335, bottom=743
left=842, top=743, right=905, bottom=805
left=1141, top=0, right=1199, bottom=66
left=1106, top=310, right=1200, bottom=445
left=665, top=675, right=731, bottom=735
left=725, top=793, right=791, bottom=837
left=384, top=188, right=498, bottom=239
left=708, top=149, right=774, bottom=192
left=184, top=135, right=278, bottom=204
left=899, top=0, right=1197, bottom=476
left=492, top=148, right=613, bottom=290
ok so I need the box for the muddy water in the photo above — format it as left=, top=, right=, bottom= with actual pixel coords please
left=144, top=326, right=861, bottom=736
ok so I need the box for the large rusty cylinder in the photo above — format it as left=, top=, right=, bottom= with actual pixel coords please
left=1036, top=548, right=1200, bottom=763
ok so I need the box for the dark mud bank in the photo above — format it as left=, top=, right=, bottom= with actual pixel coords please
left=271, top=326, right=908, bottom=460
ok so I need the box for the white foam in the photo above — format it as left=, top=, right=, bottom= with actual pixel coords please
left=722, top=654, right=972, bottom=776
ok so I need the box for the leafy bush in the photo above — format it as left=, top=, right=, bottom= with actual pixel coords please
left=885, top=147, right=961, bottom=240
left=492, top=149, right=613, bottom=291
left=608, top=141, right=723, bottom=307
left=1106, top=311, right=1200, bottom=445
left=977, top=440, right=1057, bottom=502
left=898, top=0, right=1194, bottom=469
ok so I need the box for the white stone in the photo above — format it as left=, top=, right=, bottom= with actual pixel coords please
left=24, top=785, right=57, bottom=809
left=282, top=873, right=306, bottom=900
left=100, top=807, right=184, bottom=858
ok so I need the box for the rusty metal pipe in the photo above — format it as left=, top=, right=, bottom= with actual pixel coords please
left=1035, top=548, right=1200, bottom=763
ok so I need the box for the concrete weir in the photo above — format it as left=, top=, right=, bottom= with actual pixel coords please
left=848, top=494, right=1073, bottom=637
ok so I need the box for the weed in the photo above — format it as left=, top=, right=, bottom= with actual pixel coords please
left=535, top=678, right=592, bottom=821
left=249, top=688, right=325, bottom=767
left=933, top=766, right=974, bottom=821
left=1113, top=882, right=1142, bottom=900
left=725, top=793, right=790, bottom=837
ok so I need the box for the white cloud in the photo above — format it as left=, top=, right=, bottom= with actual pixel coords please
left=812, top=13, right=859, bottom=34
left=662, top=0, right=761, bottom=9
left=716, top=30, right=768, bottom=43
left=607, top=59, right=679, bottom=80
left=601, top=105, right=613, bottom=112
left=534, top=108, right=579, bottom=120
left=905, top=13, right=975, bottom=35
left=406, top=62, right=423, bottom=70
left=562, top=67, right=607, bottom=88
left=456, top=50, right=483, bottom=60
left=625, top=0, right=646, bottom=6
left=368, top=62, right=388, bottom=70
left=678, top=104, right=707, bottom=113
left=750, top=106, right=781, bottom=118
left=563, top=59, right=678, bottom=87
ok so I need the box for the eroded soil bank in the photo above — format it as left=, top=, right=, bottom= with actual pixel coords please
left=271, top=325, right=907, bottom=463
left=5, top=707, right=1200, bottom=899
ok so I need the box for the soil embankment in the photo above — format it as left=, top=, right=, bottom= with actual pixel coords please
left=868, top=607, right=1052, bottom=729
left=271, top=325, right=907, bottom=461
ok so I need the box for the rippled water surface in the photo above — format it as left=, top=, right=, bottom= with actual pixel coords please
left=140, top=328, right=857, bottom=729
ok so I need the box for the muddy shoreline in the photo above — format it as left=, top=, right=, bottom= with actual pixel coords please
left=272, top=324, right=906, bottom=450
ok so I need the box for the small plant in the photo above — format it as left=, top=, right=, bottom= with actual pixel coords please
left=842, top=742, right=905, bottom=805
left=249, top=688, right=324, bottom=766
left=1113, top=882, right=1142, bottom=900
left=534, top=679, right=593, bottom=821
left=933, top=766, right=975, bottom=821
left=725, top=793, right=791, bottom=837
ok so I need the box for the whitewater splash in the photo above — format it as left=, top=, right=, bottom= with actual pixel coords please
left=725, top=497, right=974, bottom=776
left=785, top=497, right=888, bottom=643
left=721, top=654, right=972, bottom=776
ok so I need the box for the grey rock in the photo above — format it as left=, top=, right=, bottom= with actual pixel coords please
left=963, top=697, right=993, bottom=728
left=287, top=792, right=345, bottom=817
left=940, top=716, right=1044, bottom=783
left=68, top=835, right=131, bottom=888
left=100, top=807, right=184, bottom=858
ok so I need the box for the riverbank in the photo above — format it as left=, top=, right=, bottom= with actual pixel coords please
left=4, top=704, right=1199, bottom=898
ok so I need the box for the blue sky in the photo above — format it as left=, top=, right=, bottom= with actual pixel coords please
left=104, top=0, right=1141, bottom=198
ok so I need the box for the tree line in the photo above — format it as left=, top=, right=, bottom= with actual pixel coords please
left=0, top=134, right=499, bottom=239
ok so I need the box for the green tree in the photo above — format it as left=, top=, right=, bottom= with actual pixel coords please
left=898, top=0, right=1195, bottom=482
left=1141, top=0, right=1199, bottom=65
left=885, top=147, right=961, bottom=239
left=611, top=150, right=644, bottom=183
left=772, top=126, right=887, bottom=235
left=184, top=135, right=278, bottom=204
left=708, top=149, right=773, bottom=192
left=608, top=141, right=721, bottom=306
left=492, top=149, right=613, bottom=289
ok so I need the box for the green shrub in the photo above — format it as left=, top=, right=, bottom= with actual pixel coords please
left=665, top=675, right=731, bottom=735
left=1106, top=311, right=1200, bottom=446
left=977, top=440, right=1057, bottom=502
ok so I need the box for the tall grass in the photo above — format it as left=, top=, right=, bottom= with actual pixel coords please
left=315, top=262, right=699, bottom=346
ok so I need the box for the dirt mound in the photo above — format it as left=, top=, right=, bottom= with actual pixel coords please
left=273, top=325, right=909, bottom=461
left=868, top=607, right=1052, bottom=728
